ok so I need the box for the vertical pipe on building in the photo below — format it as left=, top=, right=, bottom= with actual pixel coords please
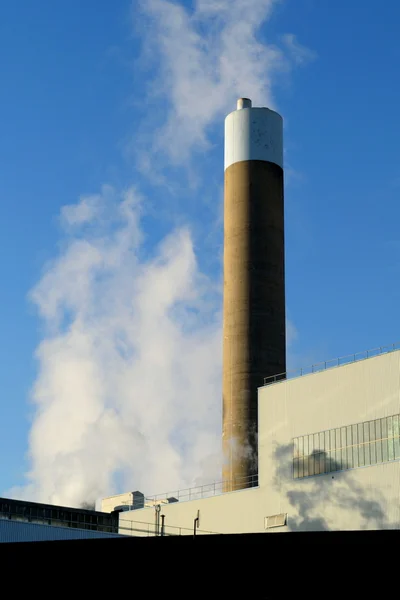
left=160, top=514, right=165, bottom=536
left=222, top=98, right=286, bottom=492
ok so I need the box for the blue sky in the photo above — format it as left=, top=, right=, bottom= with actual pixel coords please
left=1, top=0, right=400, bottom=505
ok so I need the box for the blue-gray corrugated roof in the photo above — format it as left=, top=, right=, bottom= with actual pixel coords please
left=0, top=519, right=124, bottom=543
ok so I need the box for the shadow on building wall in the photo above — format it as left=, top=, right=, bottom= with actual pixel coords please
left=273, top=444, right=396, bottom=531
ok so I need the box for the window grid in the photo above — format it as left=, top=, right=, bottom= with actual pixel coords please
left=293, top=413, right=400, bottom=479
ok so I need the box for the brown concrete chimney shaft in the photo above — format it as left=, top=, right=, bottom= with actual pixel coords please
left=222, top=100, right=286, bottom=492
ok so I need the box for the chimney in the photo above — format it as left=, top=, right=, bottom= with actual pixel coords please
left=222, top=99, right=286, bottom=492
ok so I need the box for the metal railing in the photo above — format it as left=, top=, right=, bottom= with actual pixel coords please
left=263, top=342, right=400, bottom=386
left=117, top=518, right=219, bottom=537
left=143, top=473, right=258, bottom=507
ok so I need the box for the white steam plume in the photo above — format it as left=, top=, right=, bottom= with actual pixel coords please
left=11, top=187, right=222, bottom=506
left=137, top=0, right=311, bottom=163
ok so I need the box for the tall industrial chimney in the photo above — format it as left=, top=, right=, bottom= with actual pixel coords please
left=222, top=98, right=286, bottom=492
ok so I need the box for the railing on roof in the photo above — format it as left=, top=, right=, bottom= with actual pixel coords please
left=118, top=518, right=219, bottom=537
left=144, top=473, right=258, bottom=507
left=263, top=342, right=400, bottom=386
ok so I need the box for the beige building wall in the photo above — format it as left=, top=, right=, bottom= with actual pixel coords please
left=119, top=488, right=264, bottom=536
left=259, top=349, right=400, bottom=531
left=118, top=350, right=400, bottom=535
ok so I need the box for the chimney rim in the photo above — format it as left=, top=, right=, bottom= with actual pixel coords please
left=237, top=98, right=252, bottom=110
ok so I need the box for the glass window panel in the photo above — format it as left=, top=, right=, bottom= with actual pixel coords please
left=346, top=426, right=353, bottom=469
left=388, top=416, right=394, bottom=461
left=357, top=423, right=364, bottom=467
left=366, top=442, right=373, bottom=466
left=320, top=432, right=325, bottom=473
left=324, top=431, right=330, bottom=474
left=293, top=438, right=299, bottom=478
left=329, top=429, right=336, bottom=473
left=375, top=418, right=382, bottom=464
left=313, top=433, right=320, bottom=475
left=381, top=418, right=388, bottom=463
left=341, top=427, right=347, bottom=469
left=293, top=457, right=299, bottom=479
left=393, top=415, right=400, bottom=459
left=298, top=437, right=304, bottom=478
left=325, top=431, right=330, bottom=473
left=308, top=434, right=315, bottom=476
left=326, top=431, right=335, bottom=473
left=320, top=432, right=325, bottom=474
left=352, top=424, right=359, bottom=468
left=335, top=428, right=341, bottom=471
left=303, top=436, right=309, bottom=477
left=388, top=415, right=393, bottom=437
left=364, top=423, right=371, bottom=465
left=369, top=421, right=376, bottom=441
left=338, top=427, right=343, bottom=469
left=293, top=438, right=299, bottom=458
left=370, top=421, right=377, bottom=465
left=325, top=431, right=330, bottom=452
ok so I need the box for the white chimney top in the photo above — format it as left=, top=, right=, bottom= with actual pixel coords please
left=237, top=98, right=252, bottom=110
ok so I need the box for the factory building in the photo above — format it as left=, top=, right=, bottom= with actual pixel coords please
left=103, top=100, right=400, bottom=535
left=114, top=344, right=400, bottom=534
left=0, top=496, right=121, bottom=543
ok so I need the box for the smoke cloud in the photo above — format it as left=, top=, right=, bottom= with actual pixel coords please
left=11, top=187, right=222, bottom=507
left=10, top=1, right=312, bottom=507
left=137, top=0, right=311, bottom=164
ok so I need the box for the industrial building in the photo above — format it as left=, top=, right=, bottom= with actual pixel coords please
left=101, top=99, right=400, bottom=535
left=110, top=343, right=400, bottom=534
left=0, top=496, right=121, bottom=543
